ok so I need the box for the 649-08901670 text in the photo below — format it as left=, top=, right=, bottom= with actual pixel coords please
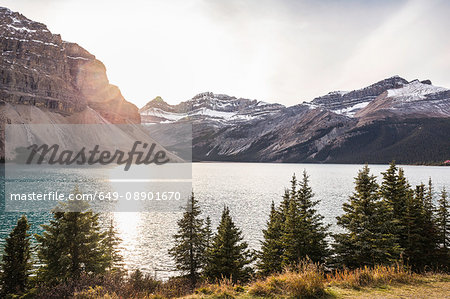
left=9, top=191, right=182, bottom=201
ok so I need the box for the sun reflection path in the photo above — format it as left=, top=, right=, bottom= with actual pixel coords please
left=103, top=165, right=188, bottom=279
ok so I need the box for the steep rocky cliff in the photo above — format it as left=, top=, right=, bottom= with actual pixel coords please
left=0, top=7, right=140, bottom=158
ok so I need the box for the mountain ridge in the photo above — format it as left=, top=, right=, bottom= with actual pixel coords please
left=140, top=76, right=450, bottom=164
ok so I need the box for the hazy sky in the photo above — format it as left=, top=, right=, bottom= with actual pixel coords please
left=2, top=0, right=450, bottom=107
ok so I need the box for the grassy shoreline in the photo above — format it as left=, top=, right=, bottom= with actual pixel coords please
left=327, top=274, right=450, bottom=299
left=72, top=263, right=450, bottom=298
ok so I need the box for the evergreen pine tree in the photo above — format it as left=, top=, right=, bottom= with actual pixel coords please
left=424, top=178, right=435, bottom=221
left=278, top=175, right=299, bottom=266
left=436, top=187, right=449, bottom=268
left=278, top=189, right=291, bottom=225
left=436, top=187, right=449, bottom=249
left=258, top=201, right=284, bottom=275
left=380, top=162, right=411, bottom=254
left=168, top=193, right=207, bottom=288
left=281, top=172, right=329, bottom=267
left=400, top=182, right=440, bottom=271
left=281, top=194, right=303, bottom=267
left=404, top=184, right=428, bottom=270
left=333, top=165, right=400, bottom=268
left=204, top=206, right=253, bottom=282
left=421, top=180, right=439, bottom=269
left=423, top=180, right=439, bottom=252
left=103, top=219, right=123, bottom=272
left=204, top=216, right=213, bottom=252
left=276, top=176, right=297, bottom=237
left=35, top=188, right=109, bottom=282
left=0, top=215, right=31, bottom=297
left=289, top=174, right=297, bottom=198
left=295, top=171, right=329, bottom=263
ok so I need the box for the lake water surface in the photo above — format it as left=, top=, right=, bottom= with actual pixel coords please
left=1, top=163, right=449, bottom=280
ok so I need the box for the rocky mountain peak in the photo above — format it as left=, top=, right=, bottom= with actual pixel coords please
left=145, top=96, right=168, bottom=106
left=1, top=7, right=49, bottom=32
left=0, top=7, right=62, bottom=51
left=192, top=92, right=215, bottom=100
left=0, top=6, right=139, bottom=124
left=188, top=92, right=252, bottom=112
left=387, top=80, right=447, bottom=99
left=305, top=76, right=409, bottom=117
left=139, top=96, right=172, bottom=113
left=355, top=78, right=450, bottom=121
left=140, top=92, right=284, bottom=124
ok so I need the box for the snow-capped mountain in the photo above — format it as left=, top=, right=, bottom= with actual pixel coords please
left=142, top=76, right=450, bottom=126
left=140, top=92, right=284, bottom=124
left=140, top=77, right=450, bottom=164
left=307, top=76, right=409, bottom=117
left=356, top=79, right=450, bottom=122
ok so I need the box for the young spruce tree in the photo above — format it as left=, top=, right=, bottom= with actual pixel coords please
left=259, top=172, right=329, bottom=274
left=408, top=183, right=439, bottom=270
left=281, top=194, right=305, bottom=267
left=277, top=176, right=299, bottom=266
left=0, top=215, right=31, bottom=297
left=380, top=162, right=411, bottom=253
left=295, top=171, right=329, bottom=263
left=103, top=219, right=123, bottom=272
left=204, top=206, right=253, bottom=282
left=333, top=165, right=400, bottom=268
left=204, top=216, right=213, bottom=252
left=257, top=201, right=284, bottom=276
left=423, top=179, right=439, bottom=257
left=436, top=187, right=449, bottom=249
left=404, top=184, right=429, bottom=270
left=281, top=172, right=329, bottom=267
left=436, top=187, right=449, bottom=268
left=169, top=193, right=207, bottom=288
left=35, top=188, right=110, bottom=282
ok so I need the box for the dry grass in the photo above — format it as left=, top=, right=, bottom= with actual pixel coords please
left=327, top=263, right=415, bottom=289
left=72, top=276, right=191, bottom=299
left=73, top=286, right=165, bottom=299
left=191, top=277, right=245, bottom=299
left=328, top=274, right=450, bottom=299
left=73, top=263, right=449, bottom=299
left=248, top=261, right=326, bottom=298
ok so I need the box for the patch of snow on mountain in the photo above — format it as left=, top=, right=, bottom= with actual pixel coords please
left=333, top=101, right=370, bottom=117
left=141, top=108, right=186, bottom=121
left=304, top=102, right=320, bottom=110
left=67, top=56, right=90, bottom=60
left=231, top=114, right=257, bottom=121
left=329, top=90, right=350, bottom=96
left=387, top=80, right=447, bottom=102
left=194, top=108, right=236, bottom=119
left=7, top=24, right=36, bottom=32
left=142, top=107, right=245, bottom=122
